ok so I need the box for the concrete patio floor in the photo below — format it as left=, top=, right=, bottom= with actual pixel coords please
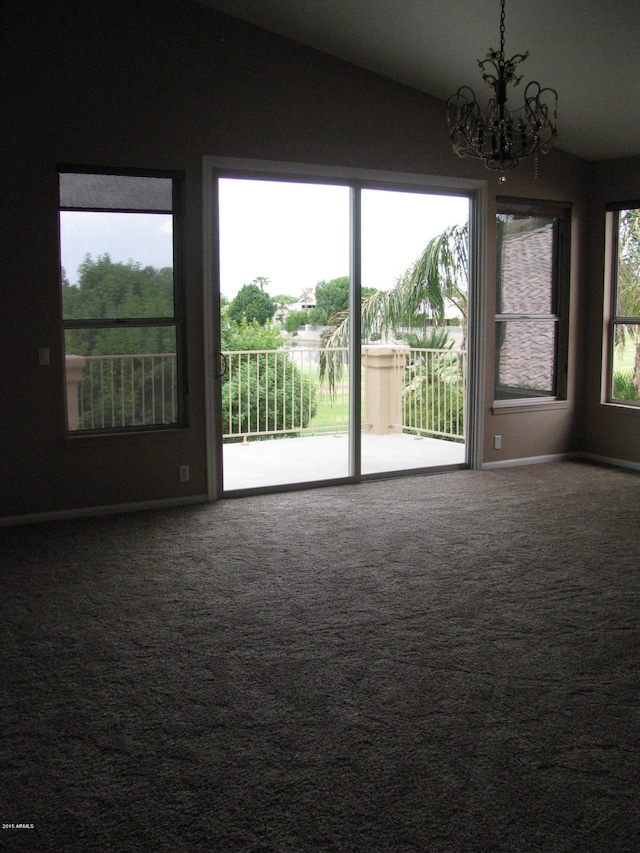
left=222, top=432, right=466, bottom=491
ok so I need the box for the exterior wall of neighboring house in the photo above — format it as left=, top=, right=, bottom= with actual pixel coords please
left=274, top=294, right=316, bottom=328
left=284, top=294, right=317, bottom=317
left=497, top=223, right=555, bottom=395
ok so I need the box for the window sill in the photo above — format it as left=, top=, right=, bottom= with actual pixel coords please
left=492, top=398, right=570, bottom=415
left=602, top=401, right=640, bottom=415
left=63, top=426, right=188, bottom=448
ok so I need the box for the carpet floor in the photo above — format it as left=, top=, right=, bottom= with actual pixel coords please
left=1, top=461, right=639, bottom=851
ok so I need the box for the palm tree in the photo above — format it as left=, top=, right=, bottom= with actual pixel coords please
left=252, top=275, right=271, bottom=292
left=409, top=222, right=468, bottom=347
left=299, top=286, right=315, bottom=306
left=319, top=222, right=468, bottom=392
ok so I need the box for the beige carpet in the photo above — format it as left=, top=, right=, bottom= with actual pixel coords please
left=2, top=461, right=639, bottom=851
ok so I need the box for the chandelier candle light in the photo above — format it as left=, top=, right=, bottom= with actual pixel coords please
left=446, top=0, right=558, bottom=179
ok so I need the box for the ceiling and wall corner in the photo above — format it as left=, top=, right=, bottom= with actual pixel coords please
left=194, top=0, right=640, bottom=163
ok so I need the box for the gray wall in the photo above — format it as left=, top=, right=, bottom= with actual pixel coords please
left=1, top=0, right=598, bottom=519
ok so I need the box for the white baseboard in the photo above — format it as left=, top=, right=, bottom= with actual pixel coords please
left=4, top=451, right=639, bottom=526
left=482, top=452, right=575, bottom=470
left=0, top=494, right=209, bottom=527
left=483, top=451, right=640, bottom=473
left=579, top=452, right=640, bottom=472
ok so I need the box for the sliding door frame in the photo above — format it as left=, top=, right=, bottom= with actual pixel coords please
left=203, top=156, right=487, bottom=501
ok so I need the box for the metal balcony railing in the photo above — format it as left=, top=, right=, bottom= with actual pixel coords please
left=66, top=346, right=466, bottom=441
left=69, top=353, right=178, bottom=431
left=399, top=347, right=466, bottom=441
left=221, top=347, right=349, bottom=442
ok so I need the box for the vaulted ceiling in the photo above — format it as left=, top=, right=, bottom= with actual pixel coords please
left=195, top=0, right=640, bottom=163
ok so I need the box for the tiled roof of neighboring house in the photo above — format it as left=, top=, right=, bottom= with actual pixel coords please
left=497, top=222, right=555, bottom=394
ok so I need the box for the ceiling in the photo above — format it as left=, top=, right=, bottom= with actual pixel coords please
left=194, top=0, right=640, bottom=162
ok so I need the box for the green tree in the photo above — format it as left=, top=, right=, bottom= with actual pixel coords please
left=61, top=254, right=177, bottom=428
left=309, top=277, right=349, bottom=325
left=63, top=254, right=175, bottom=356
left=284, top=310, right=310, bottom=333
left=272, top=294, right=297, bottom=307
left=615, top=208, right=640, bottom=395
left=222, top=316, right=284, bottom=352
left=228, top=282, right=276, bottom=326
left=309, top=276, right=376, bottom=325
left=64, top=254, right=173, bottom=322
left=220, top=317, right=315, bottom=440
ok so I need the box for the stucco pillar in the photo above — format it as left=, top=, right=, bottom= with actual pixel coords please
left=65, top=355, right=86, bottom=430
left=361, top=345, right=409, bottom=434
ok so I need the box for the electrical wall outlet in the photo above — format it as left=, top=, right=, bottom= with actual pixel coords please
left=179, top=465, right=190, bottom=482
left=493, top=435, right=502, bottom=450
left=38, top=347, right=50, bottom=366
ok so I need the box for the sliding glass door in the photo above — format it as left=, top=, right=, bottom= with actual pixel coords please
left=207, top=163, right=475, bottom=496
left=217, top=178, right=352, bottom=491
left=360, top=188, right=468, bottom=475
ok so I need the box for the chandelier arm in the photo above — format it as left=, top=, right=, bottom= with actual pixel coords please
left=445, top=0, right=558, bottom=176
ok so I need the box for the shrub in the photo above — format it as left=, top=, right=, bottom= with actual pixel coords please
left=284, top=311, right=310, bottom=333
left=402, top=353, right=465, bottom=441
left=222, top=354, right=316, bottom=440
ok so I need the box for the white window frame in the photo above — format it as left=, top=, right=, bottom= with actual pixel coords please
left=202, top=156, right=487, bottom=500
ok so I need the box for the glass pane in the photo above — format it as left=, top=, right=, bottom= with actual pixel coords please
left=497, top=214, right=555, bottom=314
left=60, top=173, right=173, bottom=211
left=611, top=323, right=640, bottom=402
left=64, top=327, right=178, bottom=431
left=495, top=319, right=557, bottom=399
left=360, top=189, right=468, bottom=473
left=615, top=208, right=640, bottom=317
left=218, top=178, right=351, bottom=490
left=60, top=211, right=174, bottom=319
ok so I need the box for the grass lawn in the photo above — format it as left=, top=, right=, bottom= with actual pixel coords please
left=613, top=339, right=637, bottom=372
left=296, top=363, right=358, bottom=431
left=310, top=381, right=356, bottom=431
left=611, top=339, right=639, bottom=401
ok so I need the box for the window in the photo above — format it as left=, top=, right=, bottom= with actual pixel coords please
left=606, top=203, right=640, bottom=406
left=494, top=198, right=570, bottom=403
left=59, top=168, right=185, bottom=432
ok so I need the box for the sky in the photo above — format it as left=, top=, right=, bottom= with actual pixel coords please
left=60, top=179, right=468, bottom=297
left=219, top=179, right=468, bottom=300
left=60, top=211, right=174, bottom=285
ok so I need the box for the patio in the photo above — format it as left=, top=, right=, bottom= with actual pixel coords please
left=64, top=343, right=467, bottom=492
left=222, top=431, right=466, bottom=491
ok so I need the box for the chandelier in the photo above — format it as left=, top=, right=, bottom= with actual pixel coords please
left=446, top=0, right=558, bottom=176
